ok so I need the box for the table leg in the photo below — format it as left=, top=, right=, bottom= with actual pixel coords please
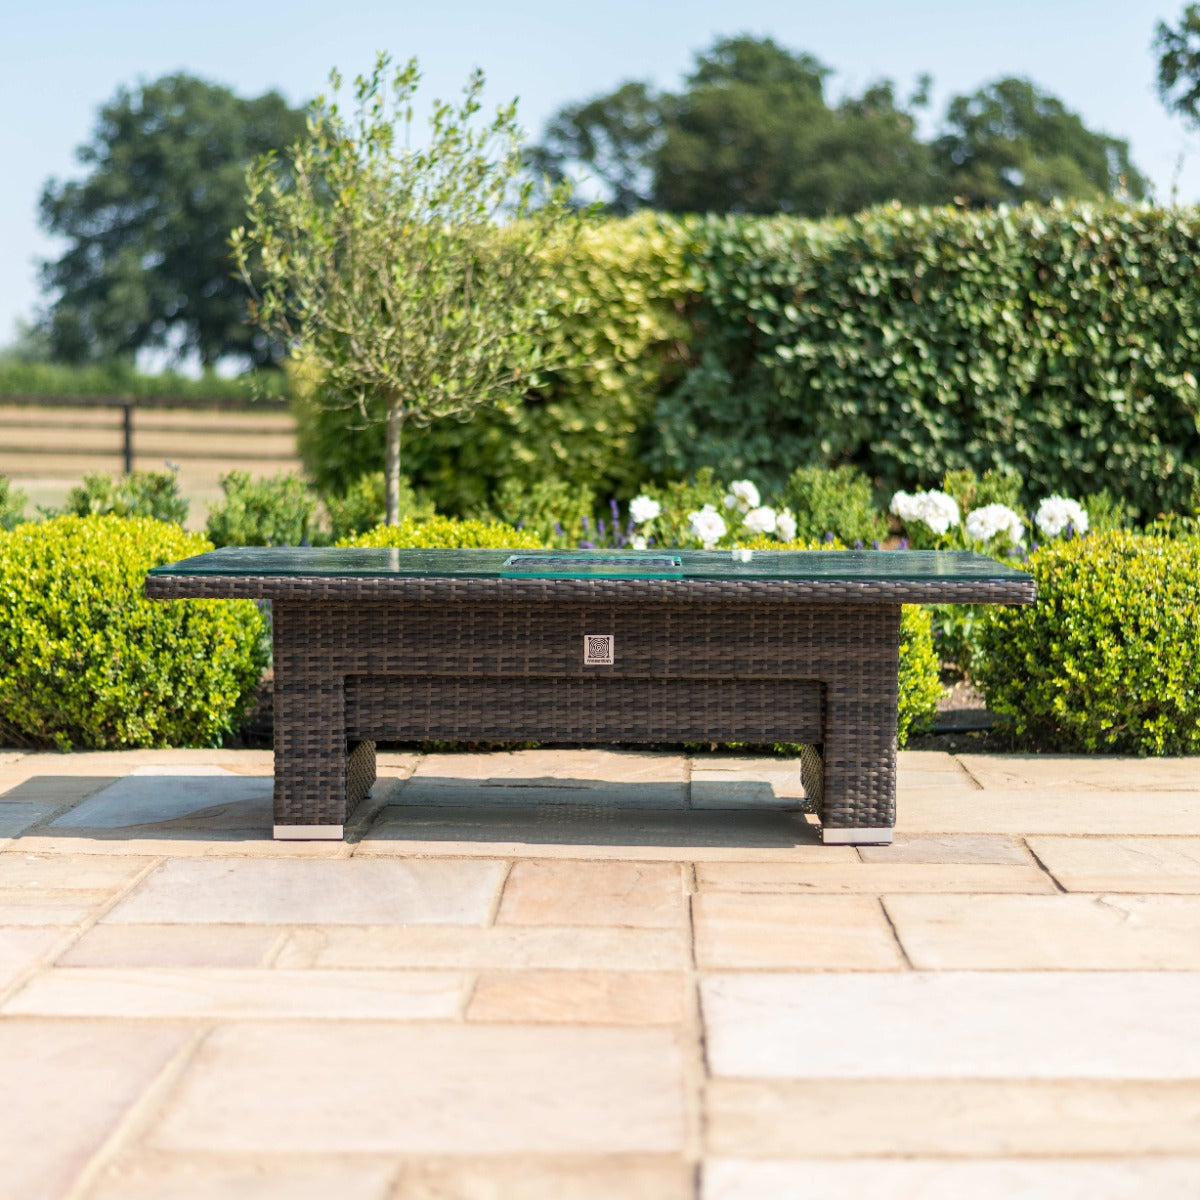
left=270, top=603, right=376, bottom=840
left=815, top=607, right=900, bottom=845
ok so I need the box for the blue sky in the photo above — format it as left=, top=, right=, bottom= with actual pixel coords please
left=1, top=0, right=1194, bottom=351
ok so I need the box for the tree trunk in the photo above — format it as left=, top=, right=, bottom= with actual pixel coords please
left=385, top=403, right=403, bottom=525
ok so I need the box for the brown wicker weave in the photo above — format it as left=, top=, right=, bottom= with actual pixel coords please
left=146, top=550, right=1035, bottom=843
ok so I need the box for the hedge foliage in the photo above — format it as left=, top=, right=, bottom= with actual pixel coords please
left=653, top=204, right=1200, bottom=517
left=294, top=212, right=696, bottom=513
left=0, top=516, right=266, bottom=750
left=0, top=359, right=286, bottom=402
left=974, top=532, right=1200, bottom=754
left=289, top=202, right=1200, bottom=521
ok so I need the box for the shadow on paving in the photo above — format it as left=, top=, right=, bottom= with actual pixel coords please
left=370, top=798, right=818, bottom=851
left=3, top=772, right=275, bottom=843
left=2, top=771, right=821, bottom=849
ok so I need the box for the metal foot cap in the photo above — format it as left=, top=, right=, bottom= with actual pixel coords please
left=274, top=824, right=344, bottom=841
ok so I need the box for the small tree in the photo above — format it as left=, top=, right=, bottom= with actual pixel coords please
left=232, top=54, right=577, bottom=523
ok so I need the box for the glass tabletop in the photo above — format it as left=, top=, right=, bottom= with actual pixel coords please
left=149, top=545, right=1032, bottom=584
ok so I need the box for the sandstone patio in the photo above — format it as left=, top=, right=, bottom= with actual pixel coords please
left=1, top=746, right=1198, bottom=1198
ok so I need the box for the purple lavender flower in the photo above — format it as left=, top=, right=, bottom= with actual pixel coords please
left=853, top=539, right=863, bottom=549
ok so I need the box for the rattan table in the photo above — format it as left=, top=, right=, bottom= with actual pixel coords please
left=146, top=546, right=1034, bottom=843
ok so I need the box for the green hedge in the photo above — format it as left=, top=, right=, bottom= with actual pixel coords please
left=974, top=532, right=1200, bottom=754
left=0, top=359, right=285, bottom=402
left=650, top=203, right=1200, bottom=518
left=294, top=212, right=696, bottom=514
left=0, top=516, right=266, bottom=750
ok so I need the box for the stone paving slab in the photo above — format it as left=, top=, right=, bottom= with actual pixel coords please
left=4, top=967, right=469, bottom=1020
left=689, top=758, right=805, bottom=809
left=0, top=774, right=119, bottom=807
left=47, top=767, right=274, bottom=832
left=399, top=749, right=687, bottom=809
left=1027, top=836, right=1200, bottom=892
left=694, top=893, right=904, bottom=970
left=0, top=926, right=69, bottom=990
left=10, top=749, right=275, bottom=773
left=0, top=889, right=115, bottom=925
left=886, top=893, right=1200, bottom=969
left=897, top=750, right=984, bottom=786
left=496, top=860, right=685, bottom=928
left=857, top=833, right=1031, bottom=864
left=959, top=754, right=1200, bottom=792
left=466, top=969, right=686, bottom=1025
left=703, top=1157, right=1200, bottom=1200
left=0, top=802, right=82, bottom=839
left=0, top=1018, right=192, bottom=1200
left=84, top=1156, right=397, bottom=1200
left=104, top=857, right=506, bottom=926
left=391, top=1155, right=693, bottom=1199
left=695, top=860, right=1054, bottom=894
left=147, top=1023, right=687, bottom=1154
left=61, top=924, right=283, bottom=968
left=898, top=788, right=1200, bottom=834
left=14, top=831, right=355, bottom=858
left=0, top=851, right=151, bottom=890
left=271, top=925, right=690, bottom=971
left=703, top=971, right=1200, bottom=1078
left=706, top=1078, right=1200, bottom=1158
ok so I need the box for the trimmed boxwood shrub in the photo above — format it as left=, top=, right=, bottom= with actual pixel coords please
left=64, top=470, right=189, bottom=526
left=896, top=604, right=944, bottom=745
left=205, top=471, right=316, bottom=547
left=339, top=515, right=542, bottom=549
left=974, top=531, right=1200, bottom=754
left=0, top=516, right=266, bottom=750
left=0, top=476, right=27, bottom=531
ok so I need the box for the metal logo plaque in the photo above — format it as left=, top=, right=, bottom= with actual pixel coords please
left=584, top=634, right=614, bottom=666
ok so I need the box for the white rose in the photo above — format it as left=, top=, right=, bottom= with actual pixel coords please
left=629, top=534, right=648, bottom=550
left=1034, top=496, right=1089, bottom=539
left=776, top=509, right=798, bottom=542
left=743, top=505, right=777, bottom=535
left=889, top=490, right=921, bottom=523
left=728, top=479, right=760, bottom=512
left=914, top=490, right=960, bottom=535
left=628, top=494, right=661, bottom=525
left=965, top=502, right=1025, bottom=546
left=688, top=504, right=727, bottom=548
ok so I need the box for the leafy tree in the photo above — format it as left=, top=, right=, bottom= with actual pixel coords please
left=534, top=37, right=1147, bottom=216
left=533, top=35, right=936, bottom=216
left=233, top=54, right=579, bottom=524
left=524, top=81, right=664, bottom=215
left=933, top=77, right=1148, bottom=206
left=1156, top=4, right=1200, bottom=126
left=39, top=73, right=307, bottom=368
